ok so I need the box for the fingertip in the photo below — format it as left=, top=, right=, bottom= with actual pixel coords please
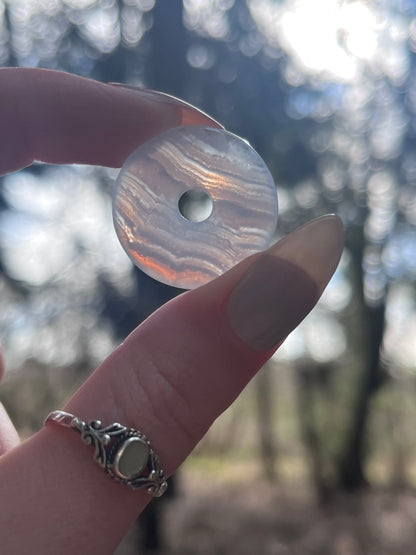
left=191, top=215, right=344, bottom=354
left=107, top=83, right=223, bottom=129
left=0, top=68, right=223, bottom=174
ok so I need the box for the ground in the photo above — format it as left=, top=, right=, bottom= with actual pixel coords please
left=116, top=472, right=416, bottom=554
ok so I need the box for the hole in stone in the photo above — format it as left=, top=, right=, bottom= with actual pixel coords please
left=178, top=189, right=213, bottom=222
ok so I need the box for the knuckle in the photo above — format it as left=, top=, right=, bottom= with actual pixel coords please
left=110, top=346, right=205, bottom=455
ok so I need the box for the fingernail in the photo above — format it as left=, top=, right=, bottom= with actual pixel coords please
left=108, top=83, right=223, bottom=129
left=227, top=215, right=344, bottom=351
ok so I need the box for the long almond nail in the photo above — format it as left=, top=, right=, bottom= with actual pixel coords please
left=108, top=83, right=223, bottom=128
left=227, top=215, right=344, bottom=351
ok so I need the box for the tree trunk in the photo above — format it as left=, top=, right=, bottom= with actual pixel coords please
left=296, top=363, right=333, bottom=503
left=145, top=0, right=189, bottom=96
left=256, top=362, right=277, bottom=483
left=337, top=225, right=387, bottom=490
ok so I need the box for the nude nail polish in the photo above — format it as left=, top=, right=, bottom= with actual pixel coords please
left=108, top=83, right=223, bottom=128
left=227, top=215, right=344, bottom=351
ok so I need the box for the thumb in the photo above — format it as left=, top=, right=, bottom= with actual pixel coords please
left=0, top=215, right=343, bottom=554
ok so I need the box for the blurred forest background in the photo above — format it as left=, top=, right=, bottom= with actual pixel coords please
left=1, top=0, right=416, bottom=553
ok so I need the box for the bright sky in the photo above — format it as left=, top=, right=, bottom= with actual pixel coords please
left=249, top=0, right=380, bottom=82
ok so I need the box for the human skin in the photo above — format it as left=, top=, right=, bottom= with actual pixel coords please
left=0, top=68, right=344, bottom=554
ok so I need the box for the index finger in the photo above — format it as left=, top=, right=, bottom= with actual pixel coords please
left=0, top=68, right=222, bottom=175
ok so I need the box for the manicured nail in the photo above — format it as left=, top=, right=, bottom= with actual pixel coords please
left=108, top=83, right=223, bottom=128
left=227, top=215, right=344, bottom=351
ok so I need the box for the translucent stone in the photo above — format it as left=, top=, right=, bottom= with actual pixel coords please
left=114, top=437, right=149, bottom=480
left=113, top=126, right=278, bottom=289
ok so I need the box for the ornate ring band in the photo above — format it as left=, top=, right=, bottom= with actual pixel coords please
left=45, top=410, right=167, bottom=497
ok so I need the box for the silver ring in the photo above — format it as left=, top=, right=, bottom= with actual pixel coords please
left=45, top=410, right=167, bottom=497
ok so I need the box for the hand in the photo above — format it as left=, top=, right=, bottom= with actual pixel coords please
left=0, top=68, right=344, bottom=554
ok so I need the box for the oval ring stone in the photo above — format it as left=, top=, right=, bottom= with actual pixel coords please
left=112, top=126, right=278, bottom=289
left=113, top=437, right=150, bottom=480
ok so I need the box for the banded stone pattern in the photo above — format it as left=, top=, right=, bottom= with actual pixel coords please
left=112, top=126, right=278, bottom=289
